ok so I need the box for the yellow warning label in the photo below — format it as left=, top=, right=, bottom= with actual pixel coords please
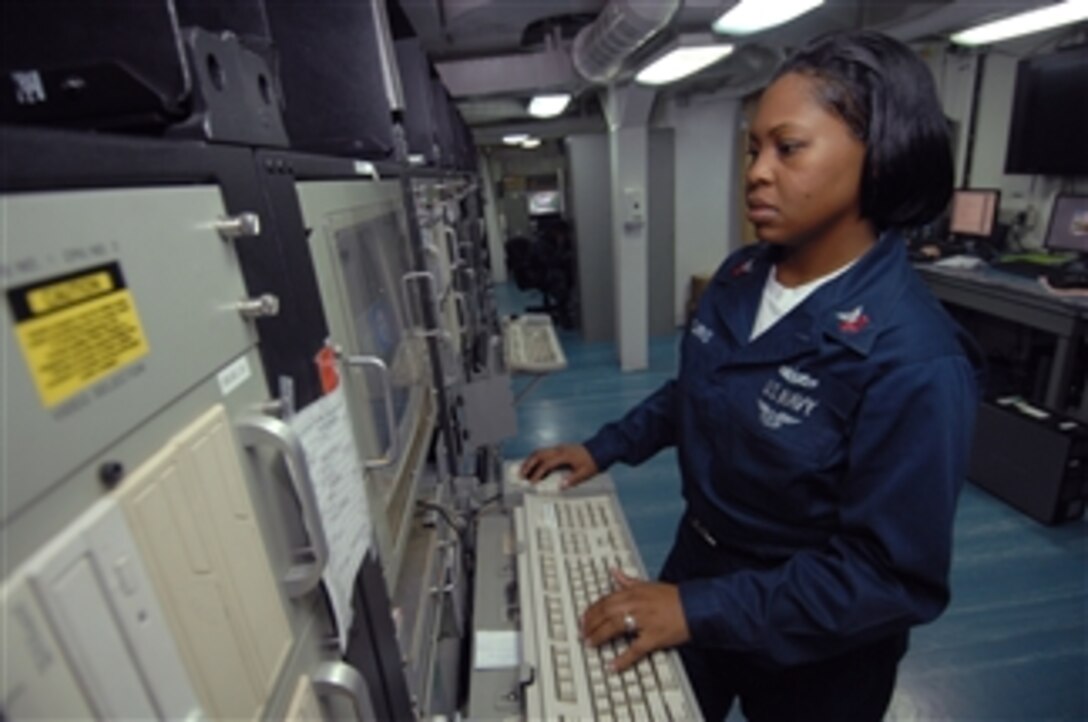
left=27, top=271, right=116, bottom=315
left=11, top=265, right=149, bottom=408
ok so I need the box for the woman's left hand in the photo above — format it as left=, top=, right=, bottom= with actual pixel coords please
left=581, top=569, right=691, bottom=673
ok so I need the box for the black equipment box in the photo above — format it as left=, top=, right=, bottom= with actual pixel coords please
left=968, top=399, right=1087, bottom=524
left=262, top=0, right=397, bottom=159
left=0, top=0, right=286, bottom=146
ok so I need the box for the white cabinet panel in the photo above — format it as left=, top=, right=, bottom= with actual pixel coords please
left=2, top=499, right=201, bottom=720
left=117, top=404, right=293, bottom=720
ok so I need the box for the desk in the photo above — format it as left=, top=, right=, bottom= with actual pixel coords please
left=916, top=265, right=1088, bottom=419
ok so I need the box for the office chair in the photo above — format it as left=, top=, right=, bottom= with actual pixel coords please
left=504, top=235, right=536, bottom=290
left=503, top=233, right=574, bottom=328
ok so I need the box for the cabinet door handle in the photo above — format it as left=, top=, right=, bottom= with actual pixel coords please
left=401, top=270, right=441, bottom=338
left=453, top=291, right=468, bottom=330
left=312, top=662, right=377, bottom=721
left=422, top=243, right=449, bottom=299
left=403, top=270, right=458, bottom=386
left=236, top=413, right=328, bottom=597
left=340, top=355, right=401, bottom=470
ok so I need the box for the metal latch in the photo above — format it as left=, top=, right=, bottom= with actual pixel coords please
left=214, top=212, right=261, bottom=239
left=235, top=293, right=280, bottom=318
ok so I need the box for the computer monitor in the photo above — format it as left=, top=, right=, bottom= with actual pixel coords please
left=528, top=189, right=562, bottom=216
left=1043, top=194, right=1088, bottom=255
left=1005, top=45, right=1088, bottom=176
left=297, top=179, right=436, bottom=591
left=949, top=188, right=1000, bottom=239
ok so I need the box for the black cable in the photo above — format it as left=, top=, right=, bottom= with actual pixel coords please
left=415, top=499, right=467, bottom=548
left=468, top=493, right=502, bottom=520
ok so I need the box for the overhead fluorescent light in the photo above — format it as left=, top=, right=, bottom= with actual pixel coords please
left=636, top=43, right=735, bottom=86
left=951, top=1, right=1088, bottom=46
left=521, top=138, right=542, bottom=149
left=502, top=133, right=530, bottom=145
left=528, top=94, right=571, bottom=118
left=713, top=0, right=824, bottom=35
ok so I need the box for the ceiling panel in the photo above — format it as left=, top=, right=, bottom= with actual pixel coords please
left=393, top=0, right=1064, bottom=143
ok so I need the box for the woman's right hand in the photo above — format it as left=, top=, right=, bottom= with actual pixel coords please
left=519, top=444, right=599, bottom=490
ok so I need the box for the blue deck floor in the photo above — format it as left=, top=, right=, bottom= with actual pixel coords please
left=495, top=282, right=1087, bottom=721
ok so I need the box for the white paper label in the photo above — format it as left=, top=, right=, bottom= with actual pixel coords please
left=216, top=356, right=252, bottom=397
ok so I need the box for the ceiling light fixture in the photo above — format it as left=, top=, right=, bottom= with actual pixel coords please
left=635, top=40, right=735, bottom=86
left=712, top=0, right=824, bottom=36
left=951, top=1, right=1088, bottom=46
left=527, top=94, right=571, bottom=119
left=521, top=138, right=542, bottom=149
left=502, top=133, right=530, bottom=145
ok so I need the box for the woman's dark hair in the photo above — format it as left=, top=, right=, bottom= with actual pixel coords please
left=773, top=31, right=953, bottom=230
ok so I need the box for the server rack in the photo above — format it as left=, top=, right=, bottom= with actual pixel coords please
left=1, top=0, right=501, bottom=717
left=253, top=147, right=471, bottom=716
left=0, top=126, right=370, bottom=720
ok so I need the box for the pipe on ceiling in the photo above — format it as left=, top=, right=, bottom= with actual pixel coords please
left=571, top=0, right=682, bottom=84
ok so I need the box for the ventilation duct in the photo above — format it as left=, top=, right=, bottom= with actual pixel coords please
left=572, top=0, right=682, bottom=84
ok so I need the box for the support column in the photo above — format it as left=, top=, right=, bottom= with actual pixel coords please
left=603, top=83, right=656, bottom=371
left=478, top=153, right=507, bottom=283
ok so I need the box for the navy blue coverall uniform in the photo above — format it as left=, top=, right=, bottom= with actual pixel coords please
left=583, top=233, right=982, bottom=721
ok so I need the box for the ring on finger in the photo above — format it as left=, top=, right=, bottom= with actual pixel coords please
left=623, top=612, right=638, bottom=635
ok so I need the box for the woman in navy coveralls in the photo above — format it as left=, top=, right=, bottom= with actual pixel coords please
left=521, top=31, right=983, bottom=721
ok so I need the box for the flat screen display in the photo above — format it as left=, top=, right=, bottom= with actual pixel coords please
left=1004, top=45, right=1088, bottom=176
left=949, top=188, right=1000, bottom=238
left=528, top=190, right=562, bottom=216
left=1044, top=194, right=1088, bottom=254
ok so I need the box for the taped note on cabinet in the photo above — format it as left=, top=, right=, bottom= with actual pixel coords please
left=290, top=386, right=372, bottom=651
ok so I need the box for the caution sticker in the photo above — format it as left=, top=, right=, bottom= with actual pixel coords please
left=8, top=262, right=150, bottom=408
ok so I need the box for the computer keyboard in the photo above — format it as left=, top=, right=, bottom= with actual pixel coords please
left=991, top=259, right=1088, bottom=289
left=1047, top=268, right=1088, bottom=289
left=503, top=314, right=568, bottom=373
left=991, top=259, right=1053, bottom=278
left=514, top=493, right=702, bottom=721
